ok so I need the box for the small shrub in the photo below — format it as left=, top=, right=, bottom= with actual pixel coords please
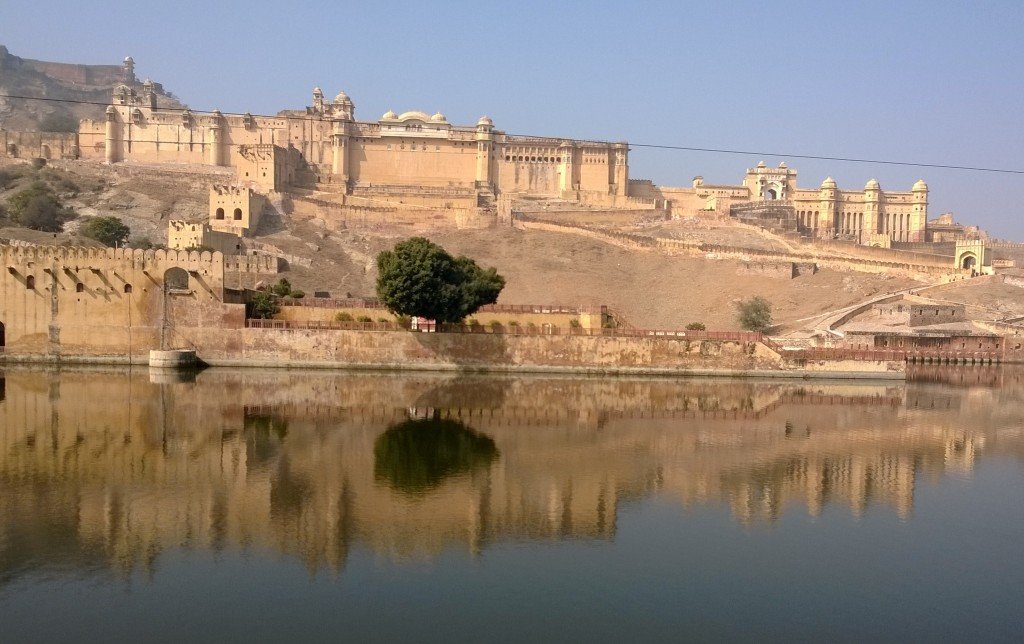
left=290, top=290, right=305, bottom=299
left=507, top=320, right=520, bottom=327
left=271, top=278, right=292, bottom=297
left=395, top=315, right=411, bottom=329
left=467, top=318, right=481, bottom=327
left=377, top=317, right=390, bottom=324
left=526, top=322, right=537, bottom=332
left=736, top=296, right=773, bottom=332
left=488, top=320, right=503, bottom=330
left=569, top=318, right=582, bottom=329
left=335, top=312, right=354, bottom=322
left=685, top=322, right=706, bottom=331
left=356, top=315, right=372, bottom=323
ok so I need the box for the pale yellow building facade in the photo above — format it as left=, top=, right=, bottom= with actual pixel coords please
left=632, top=161, right=930, bottom=243
left=78, top=85, right=629, bottom=202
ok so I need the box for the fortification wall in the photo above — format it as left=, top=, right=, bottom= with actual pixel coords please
left=176, top=326, right=784, bottom=373
left=0, top=246, right=230, bottom=355
left=1, top=130, right=80, bottom=160
left=909, top=304, right=966, bottom=327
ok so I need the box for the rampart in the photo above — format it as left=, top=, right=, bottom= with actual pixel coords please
left=1, top=129, right=80, bottom=160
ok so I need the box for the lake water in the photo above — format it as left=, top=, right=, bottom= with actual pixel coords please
left=0, top=366, right=1022, bottom=643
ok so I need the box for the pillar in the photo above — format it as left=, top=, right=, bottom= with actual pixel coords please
left=104, top=106, right=118, bottom=164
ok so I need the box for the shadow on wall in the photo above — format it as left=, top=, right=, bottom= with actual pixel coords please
left=411, top=329, right=514, bottom=368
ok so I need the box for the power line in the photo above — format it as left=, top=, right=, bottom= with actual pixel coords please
left=2, top=92, right=1022, bottom=175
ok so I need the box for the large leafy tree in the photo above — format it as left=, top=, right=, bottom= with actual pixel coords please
left=80, top=216, right=130, bottom=247
left=376, top=237, right=505, bottom=324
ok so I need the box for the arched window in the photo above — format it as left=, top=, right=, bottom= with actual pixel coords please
left=124, top=284, right=133, bottom=294
left=76, top=282, right=84, bottom=293
left=233, top=208, right=243, bottom=220
left=25, top=275, right=35, bottom=290
left=215, top=208, right=225, bottom=220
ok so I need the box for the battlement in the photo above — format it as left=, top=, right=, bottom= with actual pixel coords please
left=1, top=243, right=226, bottom=272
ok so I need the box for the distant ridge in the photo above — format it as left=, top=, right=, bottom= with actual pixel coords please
left=0, top=45, right=185, bottom=131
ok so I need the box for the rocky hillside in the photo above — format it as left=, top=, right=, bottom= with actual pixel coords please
left=0, top=45, right=184, bottom=132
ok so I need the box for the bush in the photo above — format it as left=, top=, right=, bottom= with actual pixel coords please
left=80, top=216, right=130, bottom=247
left=290, top=290, right=305, bottom=299
left=335, top=312, right=354, bottom=322
left=17, top=194, right=73, bottom=232
left=488, top=320, right=503, bottom=330
left=356, top=315, right=372, bottom=323
left=507, top=320, right=520, bottom=327
left=736, top=296, right=773, bottom=332
left=271, top=278, right=292, bottom=297
left=377, top=317, right=390, bottom=324
left=395, top=315, right=411, bottom=329
left=0, top=166, right=31, bottom=190
left=569, top=318, right=582, bottom=329
left=685, top=322, right=706, bottom=331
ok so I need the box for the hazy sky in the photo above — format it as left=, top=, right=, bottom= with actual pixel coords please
left=4, top=0, right=1023, bottom=238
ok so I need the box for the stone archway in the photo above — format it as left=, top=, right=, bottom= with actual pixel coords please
left=164, top=267, right=189, bottom=291
left=960, top=253, right=978, bottom=270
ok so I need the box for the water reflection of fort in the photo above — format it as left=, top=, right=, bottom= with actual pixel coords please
left=0, top=367, right=1022, bottom=578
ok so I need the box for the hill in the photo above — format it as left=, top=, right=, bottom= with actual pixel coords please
left=0, top=45, right=183, bottom=132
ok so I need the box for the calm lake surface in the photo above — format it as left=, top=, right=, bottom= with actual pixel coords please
left=0, top=365, right=1022, bottom=643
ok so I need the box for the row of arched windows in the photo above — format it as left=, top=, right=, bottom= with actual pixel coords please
left=505, top=155, right=561, bottom=163
left=215, top=207, right=244, bottom=220
left=23, top=276, right=132, bottom=293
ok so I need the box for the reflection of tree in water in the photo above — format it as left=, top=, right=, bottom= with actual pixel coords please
left=244, top=413, right=289, bottom=467
left=374, top=416, right=499, bottom=494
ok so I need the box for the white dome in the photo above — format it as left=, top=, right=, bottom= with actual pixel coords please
left=430, top=112, right=447, bottom=122
left=477, top=115, right=493, bottom=126
left=333, top=91, right=350, bottom=104
left=913, top=179, right=928, bottom=191
left=865, top=179, right=880, bottom=190
left=821, top=176, right=837, bottom=189
left=382, top=110, right=397, bottom=120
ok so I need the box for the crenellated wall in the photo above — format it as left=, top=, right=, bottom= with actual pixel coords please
left=0, top=245, right=234, bottom=356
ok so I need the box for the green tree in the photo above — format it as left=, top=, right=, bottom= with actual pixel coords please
left=271, top=278, right=292, bottom=297
left=736, top=296, right=773, bottom=332
left=248, top=291, right=279, bottom=319
left=375, top=237, right=505, bottom=324
left=80, top=216, right=130, bottom=247
left=685, top=322, right=706, bottom=331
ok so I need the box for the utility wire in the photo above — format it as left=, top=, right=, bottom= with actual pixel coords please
left=2, top=92, right=1021, bottom=175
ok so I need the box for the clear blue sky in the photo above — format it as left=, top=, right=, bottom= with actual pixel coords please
left=4, top=0, right=1023, bottom=238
